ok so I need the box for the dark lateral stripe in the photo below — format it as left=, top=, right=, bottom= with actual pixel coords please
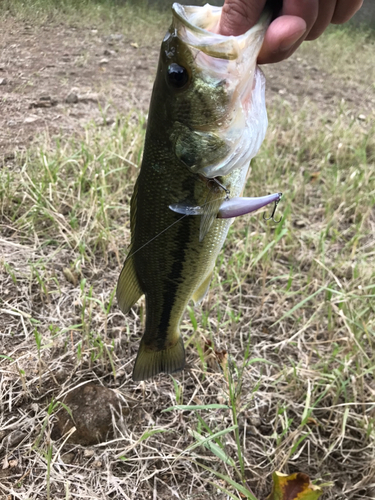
left=156, top=212, right=191, bottom=350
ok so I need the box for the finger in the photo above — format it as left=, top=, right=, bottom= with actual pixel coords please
left=282, top=0, right=319, bottom=35
left=332, top=0, right=363, bottom=24
left=306, top=0, right=337, bottom=40
left=219, top=0, right=267, bottom=36
left=257, top=15, right=306, bottom=64
left=257, top=0, right=319, bottom=64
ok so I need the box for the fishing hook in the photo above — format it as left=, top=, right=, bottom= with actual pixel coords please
left=263, top=196, right=282, bottom=223
left=212, top=177, right=230, bottom=198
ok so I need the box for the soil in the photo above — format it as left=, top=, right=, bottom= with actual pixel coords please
left=0, top=18, right=156, bottom=161
left=1, top=17, right=372, bottom=163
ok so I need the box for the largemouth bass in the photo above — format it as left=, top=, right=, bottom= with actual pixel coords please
left=117, top=3, right=276, bottom=381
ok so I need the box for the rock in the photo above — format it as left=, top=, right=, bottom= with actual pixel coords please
left=99, top=58, right=109, bottom=65
left=0, top=78, right=7, bottom=85
left=358, top=114, right=366, bottom=121
left=24, top=115, right=39, bottom=124
left=97, top=117, right=115, bottom=127
left=52, top=383, right=121, bottom=445
left=61, top=452, right=75, bottom=464
left=83, top=449, right=95, bottom=457
left=2, top=431, right=27, bottom=448
left=78, top=93, right=99, bottom=103
left=29, top=96, right=58, bottom=108
left=65, top=91, right=78, bottom=104
left=106, top=34, right=123, bottom=43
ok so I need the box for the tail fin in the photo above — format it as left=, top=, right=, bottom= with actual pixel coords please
left=132, top=336, right=185, bottom=381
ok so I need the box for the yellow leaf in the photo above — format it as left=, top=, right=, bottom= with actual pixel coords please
left=266, top=471, right=323, bottom=500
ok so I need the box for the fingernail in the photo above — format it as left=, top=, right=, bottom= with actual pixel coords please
left=278, top=29, right=306, bottom=52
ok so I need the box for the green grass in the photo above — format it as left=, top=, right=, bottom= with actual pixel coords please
left=0, top=0, right=169, bottom=44
left=0, top=5, right=374, bottom=500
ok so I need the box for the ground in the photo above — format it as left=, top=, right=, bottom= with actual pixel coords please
left=0, top=2, right=374, bottom=500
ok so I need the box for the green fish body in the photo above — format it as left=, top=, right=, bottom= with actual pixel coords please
left=117, top=3, right=269, bottom=381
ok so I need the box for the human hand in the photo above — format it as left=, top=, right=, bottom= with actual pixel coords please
left=219, top=0, right=363, bottom=64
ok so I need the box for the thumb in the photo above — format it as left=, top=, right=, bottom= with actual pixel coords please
left=218, top=0, right=267, bottom=36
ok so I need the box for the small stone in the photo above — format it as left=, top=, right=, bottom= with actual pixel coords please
left=78, top=93, right=99, bottom=103
left=24, top=116, right=39, bottom=124
left=99, top=58, right=109, bottom=65
left=98, top=117, right=115, bottom=127
left=4, top=431, right=27, bottom=448
left=107, top=34, right=123, bottom=42
left=29, top=96, right=57, bottom=108
left=130, top=42, right=139, bottom=49
left=0, top=78, right=7, bottom=85
left=84, top=449, right=95, bottom=457
left=358, top=114, right=366, bottom=121
left=61, top=452, right=75, bottom=464
left=66, top=91, right=78, bottom=104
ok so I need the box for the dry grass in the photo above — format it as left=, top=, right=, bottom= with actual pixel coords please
left=1, top=2, right=375, bottom=499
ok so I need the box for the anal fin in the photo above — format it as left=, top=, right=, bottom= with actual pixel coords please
left=192, top=270, right=214, bottom=305
left=116, top=251, right=143, bottom=314
left=132, top=336, right=185, bottom=381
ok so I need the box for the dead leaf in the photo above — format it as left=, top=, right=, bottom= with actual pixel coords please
left=309, top=172, right=320, bottom=183
left=266, top=471, right=323, bottom=500
left=63, top=268, right=78, bottom=286
left=203, top=338, right=228, bottom=372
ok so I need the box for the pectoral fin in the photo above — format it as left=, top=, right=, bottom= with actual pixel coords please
left=192, top=269, right=214, bottom=305
left=116, top=252, right=143, bottom=314
left=199, top=191, right=224, bottom=242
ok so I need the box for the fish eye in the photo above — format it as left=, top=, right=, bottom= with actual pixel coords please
left=167, top=63, right=189, bottom=89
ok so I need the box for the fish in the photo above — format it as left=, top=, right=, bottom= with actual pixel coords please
left=117, top=2, right=278, bottom=381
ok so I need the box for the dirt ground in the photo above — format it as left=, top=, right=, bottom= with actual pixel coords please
left=0, top=17, right=156, bottom=161
left=1, top=16, right=373, bottom=163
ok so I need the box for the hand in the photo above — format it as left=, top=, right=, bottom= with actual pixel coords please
left=219, top=0, right=363, bottom=64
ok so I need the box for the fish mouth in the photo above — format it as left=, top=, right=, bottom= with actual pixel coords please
left=171, top=2, right=270, bottom=60
left=171, top=3, right=269, bottom=115
left=169, top=3, right=269, bottom=179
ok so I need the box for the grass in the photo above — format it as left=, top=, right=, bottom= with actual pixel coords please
left=0, top=0, right=169, bottom=43
left=1, top=2, right=375, bottom=499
